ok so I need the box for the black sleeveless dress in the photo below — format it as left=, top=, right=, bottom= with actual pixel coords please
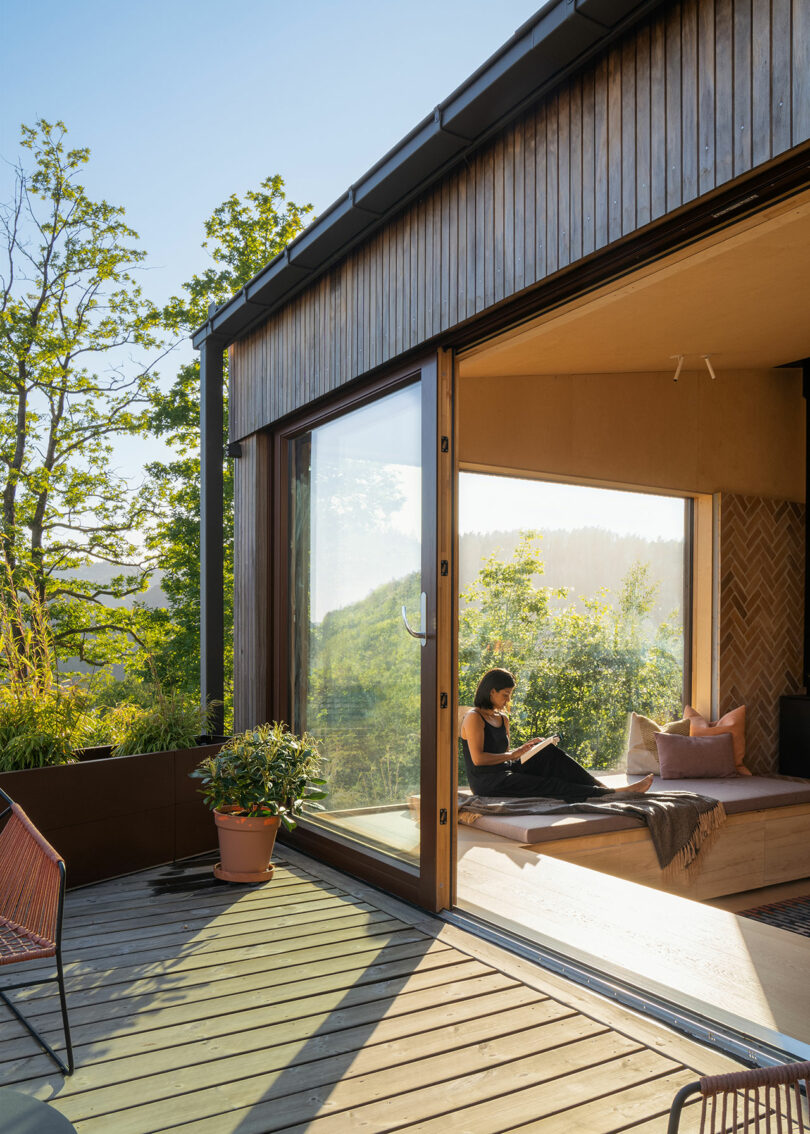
left=461, top=710, right=613, bottom=801
left=461, top=713, right=515, bottom=795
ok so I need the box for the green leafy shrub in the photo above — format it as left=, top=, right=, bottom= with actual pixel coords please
left=191, top=722, right=325, bottom=829
left=0, top=569, right=84, bottom=770
left=0, top=689, right=78, bottom=771
left=111, top=690, right=217, bottom=757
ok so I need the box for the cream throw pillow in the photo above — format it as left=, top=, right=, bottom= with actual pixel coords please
left=626, top=712, right=690, bottom=773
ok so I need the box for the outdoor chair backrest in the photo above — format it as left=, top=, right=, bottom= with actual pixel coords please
left=669, top=1061, right=810, bottom=1134
left=0, top=798, right=63, bottom=962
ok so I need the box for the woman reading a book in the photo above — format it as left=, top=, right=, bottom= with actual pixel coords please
left=461, top=667, right=654, bottom=800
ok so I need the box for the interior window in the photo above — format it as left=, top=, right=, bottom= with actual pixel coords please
left=458, top=472, right=688, bottom=775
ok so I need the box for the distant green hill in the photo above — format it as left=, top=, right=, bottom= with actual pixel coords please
left=460, top=527, right=682, bottom=626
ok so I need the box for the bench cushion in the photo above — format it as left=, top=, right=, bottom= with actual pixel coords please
left=459, top=774, right=810, bottom=844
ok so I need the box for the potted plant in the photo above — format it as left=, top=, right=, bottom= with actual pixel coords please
left=191, top=721, right=325, bottom=882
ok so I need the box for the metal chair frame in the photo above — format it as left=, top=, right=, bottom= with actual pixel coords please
left=0, top=786, right=73, bottom=1075
left=668, top=1060, right=810, bottom=1133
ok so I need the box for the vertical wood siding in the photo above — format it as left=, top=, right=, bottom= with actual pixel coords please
left=232, top=432, right=271, bottom=731
left=230, top=0, right=810, bottom=438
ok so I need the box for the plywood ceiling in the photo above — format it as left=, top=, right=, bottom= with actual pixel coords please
left=458, top=192, right=810, bottom=378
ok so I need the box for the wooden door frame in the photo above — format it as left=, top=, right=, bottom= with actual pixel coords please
left=269, top=351, right=455, bottom=912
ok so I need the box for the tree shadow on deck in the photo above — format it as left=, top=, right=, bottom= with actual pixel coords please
left=0, top=852, right=490, bottom=1133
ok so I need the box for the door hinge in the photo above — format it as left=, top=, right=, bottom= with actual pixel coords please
left=440, top=559, right=449, bottom=576
left=440, top=436, right=449, bottom=452
left=439, top=808, right=448, bottom=825
left=440, top=692, right=448, bottom=709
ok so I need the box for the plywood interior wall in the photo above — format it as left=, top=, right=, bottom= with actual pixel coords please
left=458, top=367, right=805, bottom=771
left=458, top=368, right=804, bottom=501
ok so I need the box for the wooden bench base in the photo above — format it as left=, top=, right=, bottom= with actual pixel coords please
left=525, top=802, right=810, bottom=900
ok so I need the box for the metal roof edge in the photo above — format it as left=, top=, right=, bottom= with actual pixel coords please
left=193, top=0, right=663, bottom=349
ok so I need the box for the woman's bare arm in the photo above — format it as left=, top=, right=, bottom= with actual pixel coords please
left=461, top=711, right=540, bottom=766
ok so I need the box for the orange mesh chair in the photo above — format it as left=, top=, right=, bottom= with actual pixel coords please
left=0, top=787, right=73, bottom=1075
left=668, top=1061, right=810, bottom=1133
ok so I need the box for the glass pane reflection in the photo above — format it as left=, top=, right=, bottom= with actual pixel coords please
left=289, top=383, right=422, bottom=866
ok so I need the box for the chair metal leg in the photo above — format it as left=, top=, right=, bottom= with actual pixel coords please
left=667, top=1081, right=701, bottom=1134
left=55, top=951, right=74, bottom=1075
left=0, top=960, right=73, bottom=1077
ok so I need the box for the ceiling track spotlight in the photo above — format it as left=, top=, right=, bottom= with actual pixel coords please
left=670, top=354, right=685, bottom=382
left=703, top=354, right=717, bottom=380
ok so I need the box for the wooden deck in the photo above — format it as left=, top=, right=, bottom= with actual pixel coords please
left=0, top=848, right=755, bottom=1133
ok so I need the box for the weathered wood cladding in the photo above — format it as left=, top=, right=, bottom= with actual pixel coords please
left=230, top=0, right=810, bottom=439
left=232, top=431, right=272, bottom=730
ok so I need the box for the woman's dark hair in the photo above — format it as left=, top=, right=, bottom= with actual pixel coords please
left=473, top=668, right=516, bottom=709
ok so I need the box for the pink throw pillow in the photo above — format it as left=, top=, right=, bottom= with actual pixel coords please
left=654, top=732, right=737, bottom=779
left=684, top=705, right=750, bottom=775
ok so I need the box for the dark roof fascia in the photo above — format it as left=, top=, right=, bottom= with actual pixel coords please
left=193, top=0, right=665, bottom=351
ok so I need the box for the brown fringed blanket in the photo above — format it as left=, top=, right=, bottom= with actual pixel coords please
left=459, top=791, right=726, bottom=879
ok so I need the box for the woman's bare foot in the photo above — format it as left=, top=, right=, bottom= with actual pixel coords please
left=613, top=773, right=654, bottom=794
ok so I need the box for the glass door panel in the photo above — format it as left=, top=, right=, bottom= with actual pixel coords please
left=289, top=382, right=424, bottom=868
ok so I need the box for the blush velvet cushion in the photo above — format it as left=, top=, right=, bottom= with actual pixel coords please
left=684, top=705, right=750, bottom=774
left=654, top=732, right=737, bottom=779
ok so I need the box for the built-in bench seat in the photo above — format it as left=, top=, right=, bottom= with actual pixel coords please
left=458, top=774, right=810, bottom=900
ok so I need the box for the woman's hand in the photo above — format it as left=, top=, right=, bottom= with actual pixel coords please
left=511, top=738, right=542, bottom=758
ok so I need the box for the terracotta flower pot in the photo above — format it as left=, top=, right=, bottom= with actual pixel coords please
left=213, top=808, right=280, bottom=882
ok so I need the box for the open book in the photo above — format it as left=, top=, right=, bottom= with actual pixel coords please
left=519, top=735, right=560, bottom=763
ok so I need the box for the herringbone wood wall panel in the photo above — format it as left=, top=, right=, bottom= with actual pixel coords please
left=719, top=494, right=805, bottom=775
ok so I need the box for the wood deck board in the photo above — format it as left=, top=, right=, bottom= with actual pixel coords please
left=15, top=923, right=431, bottom=1001
left=60, top=893, right=369, bottom=949
left=2, top=940, right=462, bottom=1037
left=0, top=850, right=756, bottom=1133
left=71, top=1008, right=604, bottom=1132
left=0, top=966, right=511, bottom=1077
left=6, top=982, right=543, bottom=1103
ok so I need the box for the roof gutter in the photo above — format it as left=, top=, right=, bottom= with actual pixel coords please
left=193, top=0, right=665, bottom=350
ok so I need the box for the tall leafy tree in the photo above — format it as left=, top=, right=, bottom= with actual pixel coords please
left=136, top=177, right=314, bottom=705
left=0, top=120, right=165, bottom=665
left=459, top=534, right=683, bottom=772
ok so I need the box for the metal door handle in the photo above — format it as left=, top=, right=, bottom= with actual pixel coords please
left=401, top=592, right=427, bottom=646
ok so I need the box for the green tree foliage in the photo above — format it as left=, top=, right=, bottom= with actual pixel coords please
left=459, top=533, right=683, bottom=772
left=303, top=532, right=682, bottom=811
left=136, top=177, right=314, bottom=705
left=296, top=532, right=684, bottom=805
left=0, top=120, right=164, bottom=665
left=306, top=570, right=422, bottom=809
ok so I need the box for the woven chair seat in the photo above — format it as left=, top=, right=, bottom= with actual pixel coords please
left=0, top=916, right=57, bottom=964
left=0, top=788, right=73, bottom=1074
left=668, top=1060, right=810, bottom=1133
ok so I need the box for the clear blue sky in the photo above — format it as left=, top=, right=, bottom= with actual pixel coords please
left=1, top=1, right=543, bottom=483
left=1, top=0, right=542, bottom=312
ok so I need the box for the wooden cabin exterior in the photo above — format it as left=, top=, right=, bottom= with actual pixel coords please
left=196, top=0, right=810, bottom=925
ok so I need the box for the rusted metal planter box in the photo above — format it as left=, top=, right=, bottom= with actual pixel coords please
left=0, top=741, right=226, bottom=888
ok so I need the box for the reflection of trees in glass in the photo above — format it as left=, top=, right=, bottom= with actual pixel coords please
left=310, top=457, right=419, bottom=620
left=459, top=532, right=683, bottom=773
left=307, top=570, right=421, bottom=810
left=314, top=457, right=407, bottom=531
left=305, top=530, right=683, bottom=812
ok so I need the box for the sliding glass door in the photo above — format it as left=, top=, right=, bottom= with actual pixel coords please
left=278, top=358, right=451, bottom=910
